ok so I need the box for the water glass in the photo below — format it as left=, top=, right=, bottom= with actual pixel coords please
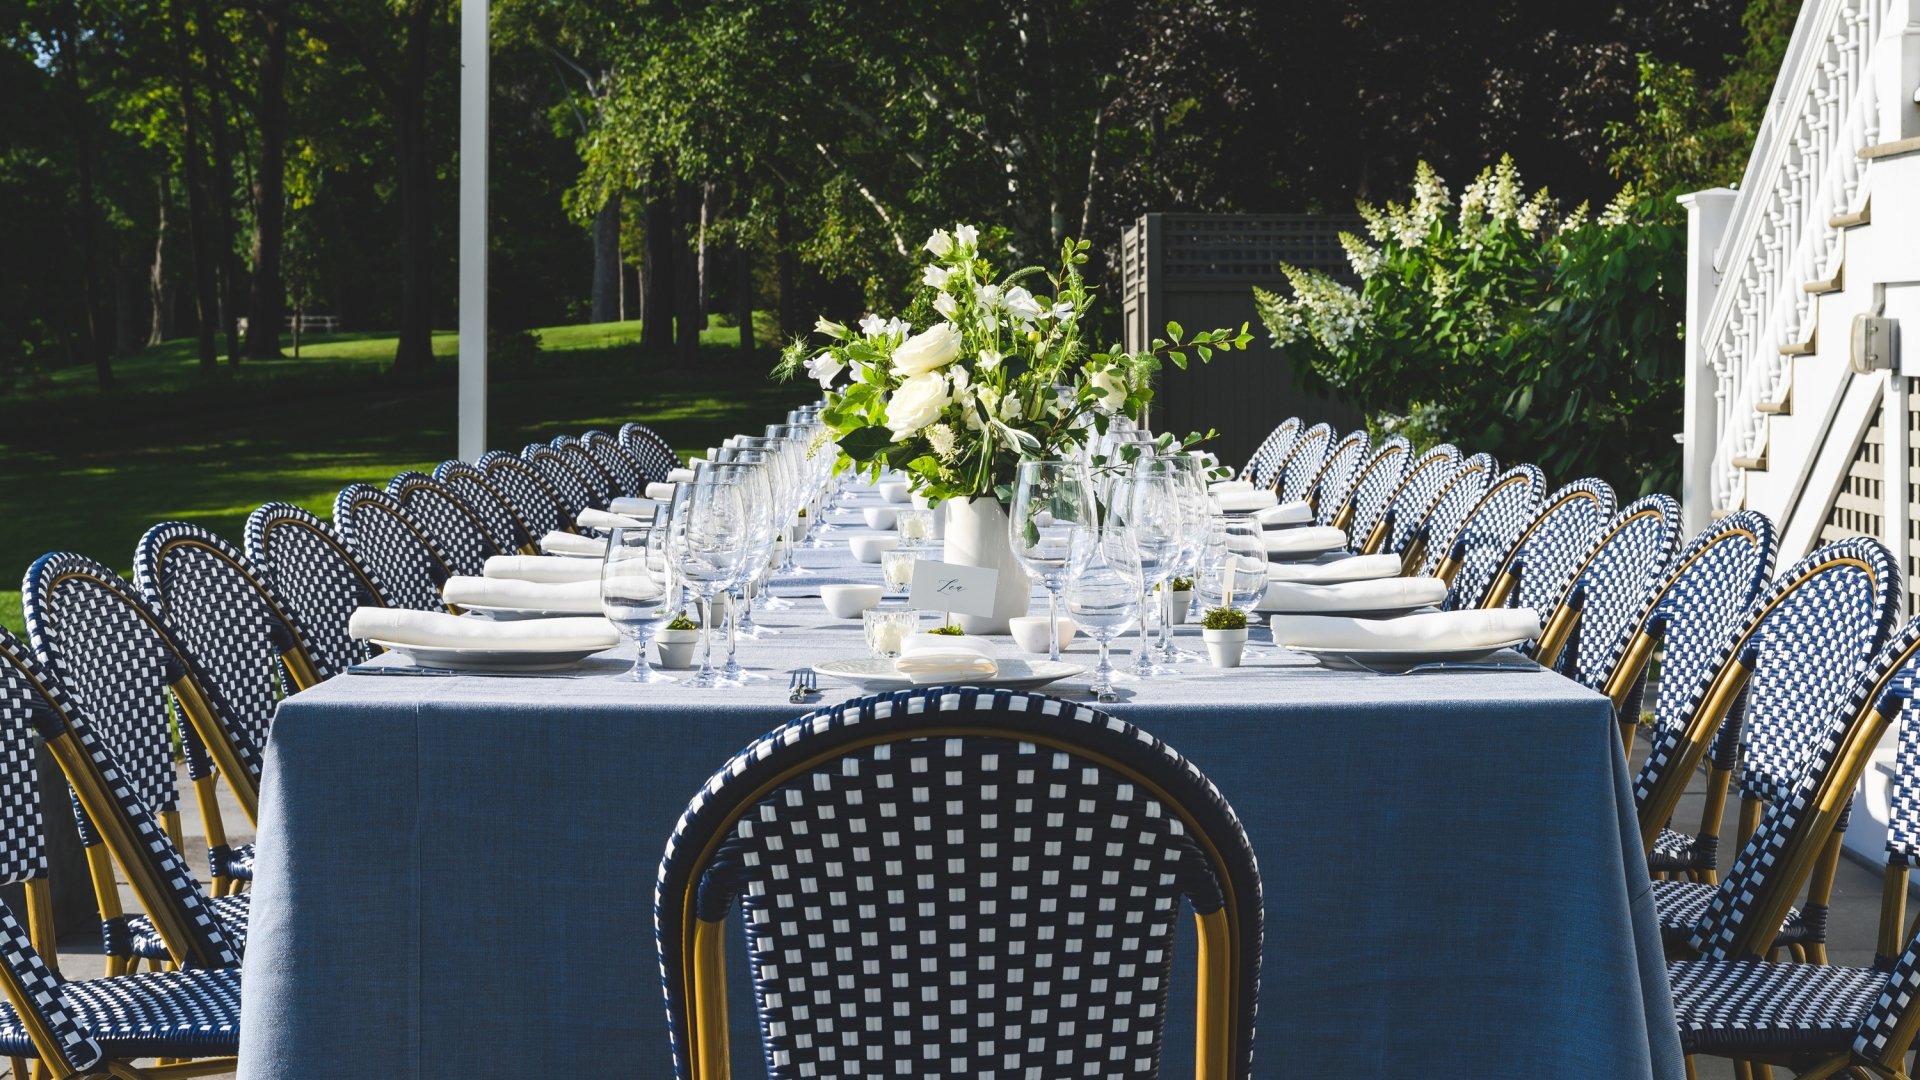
left=1010, top=459, right=1096, bottom=663
left=1064, top=521, right=1143, bottom=701
left=863, top=608, right=921, bottom=658
left=881, top=549, right=918, bottom=597
left=600, top=526, right=675, bottom=683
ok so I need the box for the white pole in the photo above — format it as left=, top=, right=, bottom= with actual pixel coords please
left=1676, top=187, right=1738, bottom=535
left=457, top=0, right=489, bottom=461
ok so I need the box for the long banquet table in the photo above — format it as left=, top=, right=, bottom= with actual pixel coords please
left=235, top=486, right=1684, bottom=1079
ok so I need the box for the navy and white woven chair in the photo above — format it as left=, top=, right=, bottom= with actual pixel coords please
left=657, top=688, right=1264, bottom=1080
left=477, top=450, right=573, bottom=539
left=551, top=435, right=619, bottom=508
left=386, top=471, right=509, bottom=574
left=1271, top=422, right=1333, bottom=505
left=1423, top=464, right=1545, bottom=610
left=1304, top=429, right=1370, bottom=526
left=433, top=459, right=537, bottom=554
left=523, top=442, right=602, bottom=517
left=582, top=429, right=649, bottom=498
left=1327, top=435, right=1410, bottom=538
left=1531, top=494, right=1682, bottom=690
left=1357, top=443, right=1457, bottom=554
left=1238, top=417, right=1301, bottom=487
left=1392, top=452, right=1495, bottom=574
left=1477, top=478, right=1617, bottom=618
left=332, top=484, right=459, bottom=613
left=0, top=630, right=242, bottom=1077
left=618, top=422, right=681, bottom=484
left=245, top=502, right=391, bottom=679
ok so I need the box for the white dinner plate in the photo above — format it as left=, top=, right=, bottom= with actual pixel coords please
left=367, top=639, right=606, bottom=672
left=813, top=657, right=1085, bottom=692
left=459, top=604, right=597, bottom=622
left=1257, top=602, right=1437, bottom=619
left=1288, top=639, right=1535, bottom=669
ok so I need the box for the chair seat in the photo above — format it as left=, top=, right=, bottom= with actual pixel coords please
left=1653, top=879, right=1819, bottom=951
left=1668, top=957, right=1881, bottom=1055
left=0, top=966, right=240, bottom=1061
left=1648, top=826, right=1717, bottom=874
left=104, top=894, right=250, bottom=962
left=212, top=842, right=254, bottom=882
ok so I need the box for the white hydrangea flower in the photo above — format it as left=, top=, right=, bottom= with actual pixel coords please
left=1458, top=170, right=1490, bottom=228
left=1597, top=185, right=1636, bottom=227
left=1562, top=200, right=1592, bottom=232
left=1410, top=161, right=1451, bottom=232
left=1338, top=232, right=1381, bottom=279
left=1429, top=266, right=1454, bottom=304
left=1487, top=156, right=1520, bottom=226
left=926, top=423, right=958, bottom=460
left=1516, top=188, right=1550, bottom=233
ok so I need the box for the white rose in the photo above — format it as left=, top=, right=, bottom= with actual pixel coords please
left=884, top=372, right=951, bottom=440
left=924, top=229, right=953, bottom=257
left=954, top=223, right=979, bottom=249
left=891, top=322, right=962, bottom=377
left=933, top=293, right=959, bottom=320
left=859, top=313, right=886, bottom=338
left=805, top=351, right=846, bottom=389
left=1003, top=286, right=1044, bottom=323
left=1088, top=368, right=1127, bottom=413
left=922, top=265, right=952, bottom=290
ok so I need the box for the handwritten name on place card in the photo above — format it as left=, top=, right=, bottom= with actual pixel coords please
left=907, top=560, right=1000, bottom=619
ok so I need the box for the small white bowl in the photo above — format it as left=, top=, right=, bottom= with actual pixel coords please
left=877, top=480, right=911, bottom=504
left=820, top=584, right=884, bottom=619
left=863, top=506, right=899, bottom=531
left=848, top=535, right=900, bottom=563
left=1008, top=615, right=1077, bottom=655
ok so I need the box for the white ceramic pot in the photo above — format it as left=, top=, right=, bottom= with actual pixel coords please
left=1165, top=590, right=1193, bottom=626
left=821, top=584, right=884, bottom=619
left=941, top=497, right=1034, bottom=635
left=864, top=506, right=899, bottom=531
left=1202, top=627, right=1248, bottom=669
left=877, top=480, right=912, bottom=504
left=654, top=627, right=701, bottom=669
left=848, top=535, right=900, bottom=563
left=1008, top=615, right=1077, bottom=655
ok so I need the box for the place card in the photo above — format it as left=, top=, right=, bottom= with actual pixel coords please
left=907, top=560, right=1000, bottom=619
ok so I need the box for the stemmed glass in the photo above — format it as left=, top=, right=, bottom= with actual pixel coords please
left=1064, top=516, right=1143, bottom=703
left=698, top=461, right=775, bottom=685
left=600, top=525, right=675, bottom=683
left=1113, top=460, right=1182, bottom=678
left=714, top=446, right=778, bottom=636
left=1010, top=459, right=1095, bottom=663
left=1157, top=455, right=1214, bottom=665
left=667, top=477, right=749, bottom=689
left=1198, top=516, right=1268, bottom=636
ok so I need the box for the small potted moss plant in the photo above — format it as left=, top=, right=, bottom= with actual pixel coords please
left=1159, top=577, right=1195, bottom=625
left=654, top=612, right=701, bottom=669
left=928, top=624, right=966, bottom=636
left=1200, top=606, right=1249, bottom=669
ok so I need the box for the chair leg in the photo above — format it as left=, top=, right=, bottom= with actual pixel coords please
left=9, top=1057, right=26, bottom=1079
left=1685, top=1057, right=1698, bottom=1080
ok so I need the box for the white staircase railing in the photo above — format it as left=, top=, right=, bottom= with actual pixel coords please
left=1704, top=0, right=1885, bottom=514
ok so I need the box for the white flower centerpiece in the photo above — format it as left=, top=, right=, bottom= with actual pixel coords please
left=780, top=225, right=1252, bottom=631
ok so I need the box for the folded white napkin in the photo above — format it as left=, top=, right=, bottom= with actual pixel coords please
left=349, top=608, right=619, bottom=650
left=1268, top=608, right=1541, bottom=652
left=894, top=633, right=999, bottom=684
left=607, top=497, right=663, bottom=518
left=1264, top=526, right=1347, bottom=558
left=1216, top=489, right=1278, bottom=513
left=539, top=531, right=606, bottom=558
left=1210, top=480, right=1255, bottom=495
left=1254, top=501, right=1313, bottom=528
left=721, top=436, right=740, bottom=449
left=1258, top=576, right=1448, bottom=615
left=576, top=508, right=647, bottom=534
left=442, top=575, right=604, bottom=613
left=1267, top=554, right=1402, bottom=585
left=688, top=456, right=709, bottom=468
left=644, top=482, right=679, bottom=501
left=666, top=468, right=697, bottom=483
left=484, top=555, right=603, bottom=584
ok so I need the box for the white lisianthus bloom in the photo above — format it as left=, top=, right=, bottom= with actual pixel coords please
left=921, top=265, right=952, bottom=290
left=814, top=317, right=849, bottom=340
left=923, top=229, right=953, bottom=257
left=973, top=283, right=1002, bottom=310
left=885, top=372, right=952, bottom=440
left=933, top=292, right=959, bottom=320
left=976, top=348, right=1003, bottom=371
left=890, top=322, right=963, bottom=377
left=1003, top=286, right=1044, bottom=323
left=1088, top=367, right=1127, bottom=413
left=999, top=386, right=1025, bottom=420
left=859, top=313, right=887, bottom=338
left=954, top=223, right=979, bottom=249
left=926, top=423, right=959, bottom=461
left=804, top=351, right=846, bottom=389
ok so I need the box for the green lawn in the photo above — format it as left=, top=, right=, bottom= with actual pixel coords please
left=0, top=318, right=812, bottom=636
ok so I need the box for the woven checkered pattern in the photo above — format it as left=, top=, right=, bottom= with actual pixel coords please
left=0, top=634, right=49, bottom=887
left=1306, top=430, right=1370, bottom=526
left=332, top=484, right=456, bottom=613
left=386, top=471, right=505, bottom=574
left=1273, top=423, right=1333, bottom=504
left=1547, top=495, right=1681, bottom=691
left=0, top=901, right=102, bottom=1072
left=523, top=443, right=599, bottom=518
left=245, top=502, right=389, bottom=679
left=1667, top=957, right=1883, bottom=1056
left=1858, top=928, right=1920, bottom=1060
left=0, top=963, right=241, bottom=1063
left=583, top=429, right=650, bottom=497
left=1336, top=437, right=1411, bottom=546
left=1237, top=418, right=1300, bottom=486
left=1885, top=657, right=1920, bottom=870
left=1487, top=479, right=1617, bottom=617
left=433, top=460, right=535, bottom=551
left=23, top=552, right=194, bottom=817
left=1398, top=453, right=1494, bottom=564
left=657, top=688, right=1264, bottom=1080
left=107, top=893, right=250, bottom=961
left=1651, top=879, right=1810, bottom=950
left=1431, top=465, right=1545, bottom=609
left=477, top=451, right=572, bottom=537
left=1366, top=445, right=1457, bottom=554
left=133, top=522, right=302, bottom=779
left=619, top=422, right=682, bottom=484
left=552, top=436, right=618, bottom=508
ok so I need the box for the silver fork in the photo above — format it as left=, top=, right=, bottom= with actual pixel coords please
left=788, top=668, right=820, bottom=703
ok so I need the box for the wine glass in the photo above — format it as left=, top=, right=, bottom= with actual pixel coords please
left=1198, top=516, right=1268, bottom=625
left=600, top=526, right=675, bottom=683
left=667, top=477, right=749, bottom=689
left=1010, top=459, right=1095, bottom=663
left=715, top=446, right=780, bottom=637
left=698, top=461, right=775, bottom=685
left=1064, top=518, right=1143, bottom=703
left=1157, top=454, right=1213, bottom=665
left=1113, top=460, right=1182, bottom=678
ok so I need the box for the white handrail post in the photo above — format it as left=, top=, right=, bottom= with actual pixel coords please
left=1678, top=187, right=1740, bottom=535
left=457, top=0, right=489, bottom=461
left=1876, top=0, right=1920, bottom=142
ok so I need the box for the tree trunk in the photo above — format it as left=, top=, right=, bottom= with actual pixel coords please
left=590, top=191, right=621, bottom=324
left=390, top=0, right=437, bottom=376
left=674, top=182, right=702, bottom=366
left=115, top=246, right=144, bottom=356
left=244, top=5, right=289, bottom=360
left=734, top=240, right=754, bottom=354
left=195, top=0, right=243, bottom=367
left=57, top=5, right=110, bottom=390
left=149, top=175, right=174, bottom=347
left=695, top=182, right=710, bottom=324
left=640, top=174, right=674, bottom=353
left=774, top=182, right=799, bottom=339
left=169, top=0, right=218, bottom=374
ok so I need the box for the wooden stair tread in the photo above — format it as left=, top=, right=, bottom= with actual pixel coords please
left=1779, top=338, right=1816, bottom=356
left=1803, top=271, right=1843, bottom=295
left=1829, top=202, right=1871, bottom=229
left=1732, top=453, right=1768, bottom=471
left=1756, top=393, right=1792, bottom=415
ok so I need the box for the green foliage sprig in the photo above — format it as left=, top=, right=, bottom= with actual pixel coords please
left=1201, top=607, right=1247, bottom=631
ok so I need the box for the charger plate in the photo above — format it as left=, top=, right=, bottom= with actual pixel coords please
left=813, top=657, right=1083, bottom=692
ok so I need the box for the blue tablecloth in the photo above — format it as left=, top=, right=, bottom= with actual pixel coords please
left=236, top=490, right=1683, bottom=1079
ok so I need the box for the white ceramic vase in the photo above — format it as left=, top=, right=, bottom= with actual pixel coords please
left=1203, top=627, right=1248, bottom=668
left=941, top=497, right=1034, bottom=635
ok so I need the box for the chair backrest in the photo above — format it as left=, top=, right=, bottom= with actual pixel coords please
left=1480, top=478, right=1617, bottom=617
left=245, top=502, right=389, bottom=678
left=1333, top=435, right=1411, bottom=541
left=522, top=443, right=598, bottom=520
left=1273, top=422, right=1332, bottom=504
left=552, top=435, right=619, bottom=507
left=332, top=484, right=457, bottom=612
left=582, top=429, right=649, bottom=497
left=1395, top=452, right=1495, bottom=569
left=1305, top=429, right=1370, bottom=525
left=1240, top=417, right=1301, bottom=486
left=619, top=422, right=682, bottom=483
left=386, top=471, right=506, bottom=574
left=1535, top=494, right=1681, bottom=692
left=477, top=450, right=572, bottom=538
left=657, top=688, right=1264, bottom=1080
left=1428, top=464, right=1545, bottom=608
left=433, top=460, right=535, bottom=553
left=1362, top=443, right=1457, bottom=553
left=133, top=522, right=319, bottom=771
